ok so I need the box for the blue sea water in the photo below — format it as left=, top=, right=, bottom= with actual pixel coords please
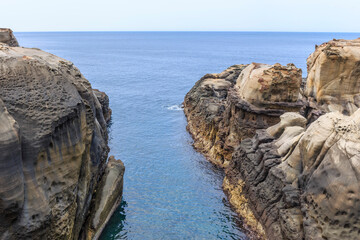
left=16, top=32, right=360, bottom=240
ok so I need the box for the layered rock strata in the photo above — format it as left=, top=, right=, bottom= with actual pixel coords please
left=0, top=31, right=124, bottom=239
left=226, top=110, right=360, bottom=239
left=184, top=38, right=360, bottom=239
left=184, top=63, right=303, bottom=168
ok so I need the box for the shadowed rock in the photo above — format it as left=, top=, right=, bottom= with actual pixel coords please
left=83, top=156, right=125, bottom=240
left=0, top=30, right=123, bottom=239
left=0, top=28, right=19, bottom=47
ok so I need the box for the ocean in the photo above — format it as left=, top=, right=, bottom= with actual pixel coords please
left=16, top=32, right=360, bottom=240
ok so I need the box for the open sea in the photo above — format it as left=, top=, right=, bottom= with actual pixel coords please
left=16, top=32, right=360, bottom=240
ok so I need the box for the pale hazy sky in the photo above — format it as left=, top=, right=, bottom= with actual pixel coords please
left=2, top=0, right=360, bottom=32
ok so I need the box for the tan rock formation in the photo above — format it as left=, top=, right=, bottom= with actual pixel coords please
left=306, top=38, right=360, bottom=115
left=185, top=37, right=360, bottom=240
left=0, top=32, right=124, bottom=239
left=184, top=63, right=303, bottom=168
left=236, top=63, right=302, bottom=105
left=0, top=28, right=19, bottom=47
left=232, top=109, right=360, bottom=239
left=184, top=63, right=303, bottom=236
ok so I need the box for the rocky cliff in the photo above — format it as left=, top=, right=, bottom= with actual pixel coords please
left=184, top=38, right=360, bottom=239
left=0, top=29, right=124, bottom=239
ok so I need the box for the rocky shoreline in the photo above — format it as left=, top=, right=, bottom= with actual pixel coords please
left=0, top=29, right=124, bottom=239
left=184, top=38, right=360, bottom=239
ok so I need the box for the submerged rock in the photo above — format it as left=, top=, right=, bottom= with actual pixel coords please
left=0, top=31, right=124, bottom=239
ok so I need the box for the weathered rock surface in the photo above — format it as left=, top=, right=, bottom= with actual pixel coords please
left=93, top=89, right=112, bottom=123
left=226, top=110, right=360, bottom=239
left=185, top=43, right=360, bottom=239
left=0, top=28, right=19, bottom=47
left=184, top=63, right=303, bottom=168
left=184, top=62, right=303, bottom=237
left=306, top=38, right=360, bottom=115
left=236, top=63, right=302, bottom=105
left=0, top=32, right=124, bottom=239
left=83, top=156, right=125, bottom=240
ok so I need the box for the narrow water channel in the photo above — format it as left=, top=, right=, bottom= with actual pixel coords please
left=17, top=32, right=360, bottom=240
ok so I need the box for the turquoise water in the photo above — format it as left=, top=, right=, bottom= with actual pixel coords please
left=16, top=32, right=359, bottom=240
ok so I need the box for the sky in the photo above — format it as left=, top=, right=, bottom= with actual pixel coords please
left=2, top=0, right=360, bottom=32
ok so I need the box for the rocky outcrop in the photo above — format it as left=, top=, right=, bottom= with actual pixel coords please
left=93, top=89, right=112, bottom=123
left=0, top=28, right=19, bottom=47
left=184, top=63, right=303, bottom=168
left=83, top=156, right=125, bottom=240
left=306, top=38, right=360, bottom=115
left=0, top=32, right=124, bottom=239
left=184, top=38, right=360, bottom=240
left=226, top=110, right=360, bottom=239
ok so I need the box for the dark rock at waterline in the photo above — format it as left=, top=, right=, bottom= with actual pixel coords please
left=94, top=89, right=112, bottom=123
left=0, top=30, right=124, bottom=239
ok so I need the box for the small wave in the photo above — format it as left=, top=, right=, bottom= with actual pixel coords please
left=167, top=104, right=183, bottom=111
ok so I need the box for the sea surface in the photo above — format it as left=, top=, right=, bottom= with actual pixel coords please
left=17, top=32, right=360, bottom=240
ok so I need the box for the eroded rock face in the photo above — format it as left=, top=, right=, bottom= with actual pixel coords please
left=0, top=28, right=19, bottom=47
left=227, top=110, right=360, bottom=239
left=306, top=38, right=360, bottom=115
left=184, top=49, right=360, bottom=239
left=0, top=33, right=123, bottom=239
left=184, top=63, right=303, bottom=168
left=236, top=63, right=302, bottom=105
left=184, top=63, right=303, bottom=237
left=83, top=156, right=125, bottom=240
left=93, top=89, right=112, bottom=123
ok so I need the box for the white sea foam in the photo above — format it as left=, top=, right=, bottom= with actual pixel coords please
left=167, top=104, right=183, bottom=111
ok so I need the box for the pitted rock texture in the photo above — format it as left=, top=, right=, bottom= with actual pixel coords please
left=185, top=38, right=360, bottom=240
left=226, top=110, right=360, bottom=239
left=306, top=38, right=360, bottom=115
left=236, top=63, right=302, bottom=105
left=184, top=63, right=303, bottom=168
left=0, top=34, right=123, bottom=239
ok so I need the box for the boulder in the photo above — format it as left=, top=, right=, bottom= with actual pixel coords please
left=306, top=38, right=360, bottom=115
left=236, top=63, right=302, bottom=105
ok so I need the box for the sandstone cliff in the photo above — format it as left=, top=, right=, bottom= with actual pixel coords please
left=184, top=38, right=360, bottom=239
left=306, top=38, right=360, bottom=115
left=0, top=30, right=124, bottom=239
left=184, top=63, right=303, bottom=168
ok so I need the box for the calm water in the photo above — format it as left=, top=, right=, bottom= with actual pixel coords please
left=17, top=32, right=359, bottom=240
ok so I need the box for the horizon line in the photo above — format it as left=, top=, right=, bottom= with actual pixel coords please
left=13, top=30, right=360, bottom=34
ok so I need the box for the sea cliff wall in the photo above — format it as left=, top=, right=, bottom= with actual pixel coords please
left=0, top=29, right=124, bottom=239
left=184, top=38, right=360, bottom=239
